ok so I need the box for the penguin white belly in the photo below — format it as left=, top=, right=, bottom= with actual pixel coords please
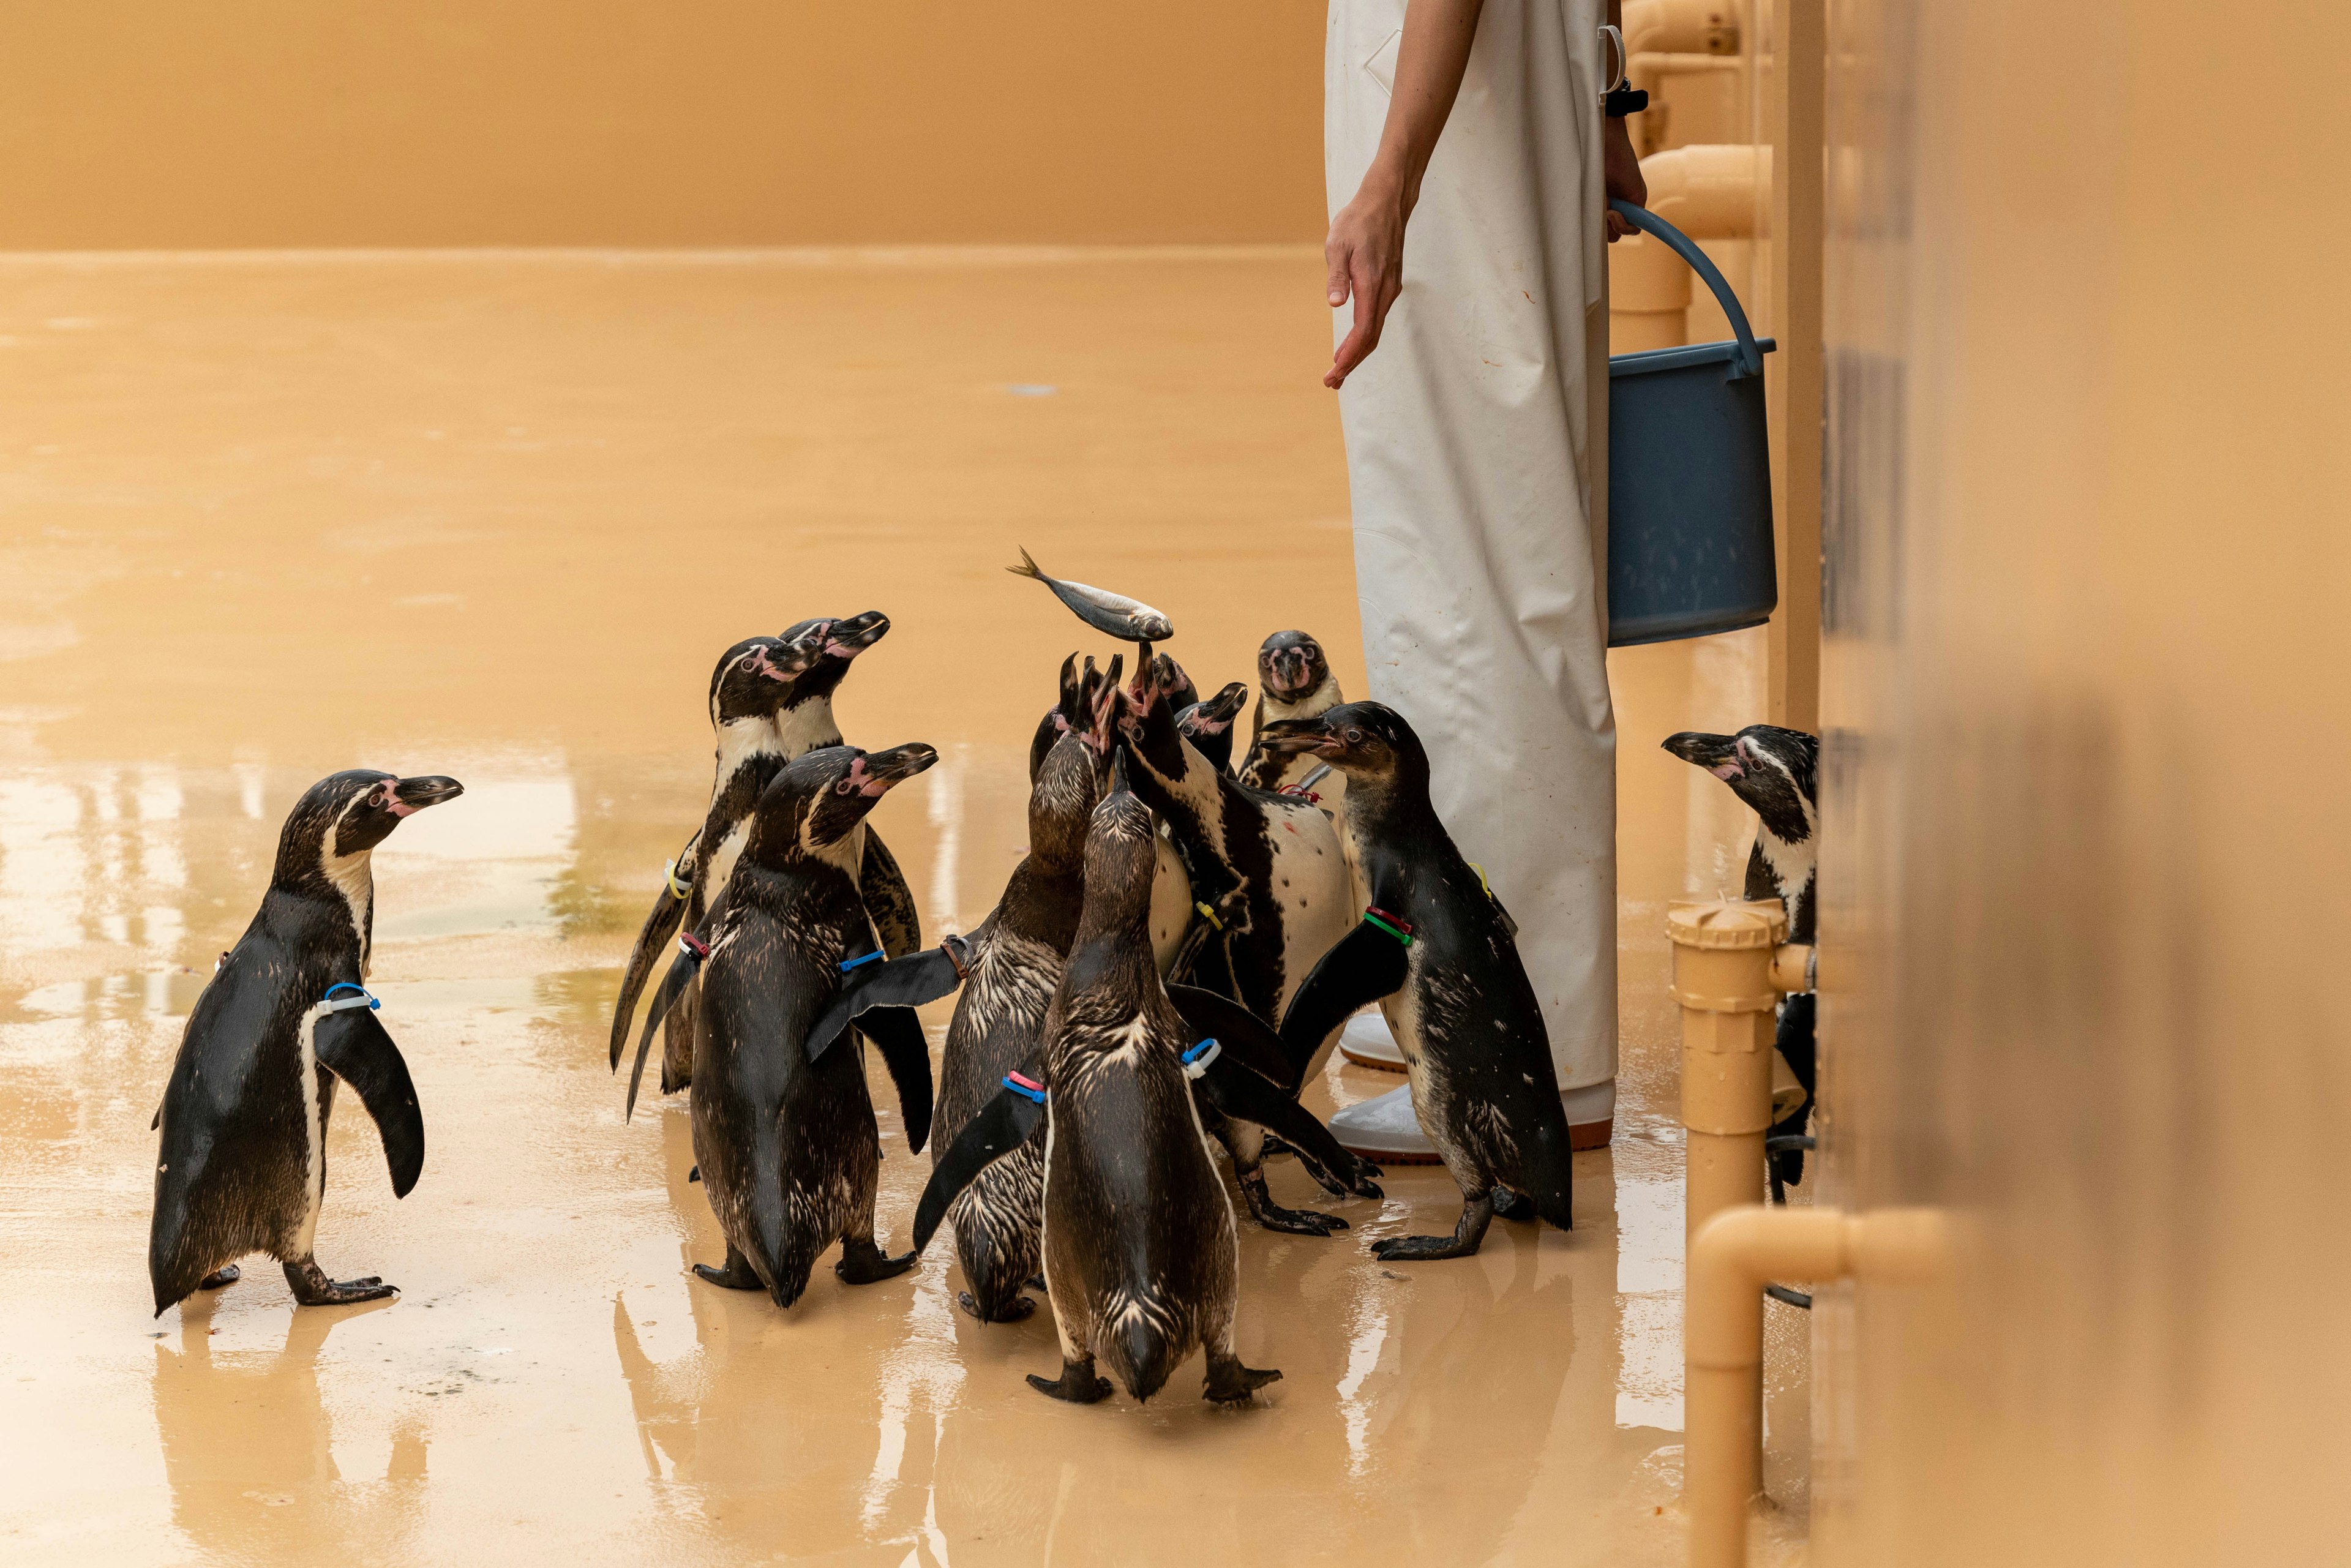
left=1265, top=805, right=1352, bottom=1069
left=1149, top=832, right=1192, bottom=973
left=294, top=1003, right=333, bottom=1257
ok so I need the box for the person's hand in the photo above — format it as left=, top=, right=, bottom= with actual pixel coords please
left=1324, top=174, right=1410, bottom=389
left=1603, top=116, right=1646, bottom=241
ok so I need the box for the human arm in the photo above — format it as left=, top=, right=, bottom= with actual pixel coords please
left=1322, top=0, right=1486, bottom=390
left=1602, top=0, right=1648, bottom=240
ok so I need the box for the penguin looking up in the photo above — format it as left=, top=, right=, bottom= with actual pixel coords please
left=607, top=613, right=920, bottom=1098
left=1264, top=703, right=1577, bottom=1259
left=1175, top=681, right=1249, bottom=776
left=1662, top=725, right=1820, bottom=1188
left=149, top=769, right=463, bottom=1315
left=1237, top=631, right=1345, bottom=795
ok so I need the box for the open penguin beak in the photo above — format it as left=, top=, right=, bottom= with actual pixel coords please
left=853, top=743, right=937, bottom=795
left=1662, top=730, right=1743, bottom=781
left=823, top=610, right=890, bottom=661
left=1258, top=718, right=1341, bottom=758
left=389, top=775, right=465, bottom=814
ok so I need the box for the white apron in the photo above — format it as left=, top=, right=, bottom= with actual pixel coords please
left=1326, top=0, right=1617, bottom=1101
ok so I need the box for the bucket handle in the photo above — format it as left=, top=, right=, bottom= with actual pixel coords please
left=1609, top=198, right=1766, bottom=380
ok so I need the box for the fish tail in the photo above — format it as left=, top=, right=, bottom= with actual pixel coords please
left=1006, top=547, right=1044, bottom=582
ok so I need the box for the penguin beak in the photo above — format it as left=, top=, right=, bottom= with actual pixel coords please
left=1662, top=731, right=1743, bottom=781
left=1258, top=719, right=1340, bottom=757
left=823, top=610, right=890, bottom=661
left=857, top=743, right=938, bottom=795
left=1264, top=647, right=1316, bottom=696
left=756, top=634, right=823, bottom=682
left=389, top=776, right=465, bottom=814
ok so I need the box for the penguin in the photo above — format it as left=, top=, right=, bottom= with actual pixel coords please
left=1237, top=631, right=1346, bottom=797
left=1176, top=681, right=1250, bottom=776
left=1115, top=654, right=1357, bottom=1234
left=1661, top=724, right=1820, bottom=1190
left=607, top=613, right=920, bottom=1097
left=1262, top=702, right=1577, bottom=1259
left=972, top=755, right=1279, bottom=1404
left=929, top=658, right=1119, bottom=1321
left=149, top=769, right=464, bottom=1314
left=657, top=742, right=940, bottom=1310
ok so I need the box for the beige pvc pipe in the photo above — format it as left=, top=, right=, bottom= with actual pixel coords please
left=1684, top=1206, right=1953, bottom=1568
left=1667, top=898, right=1789, bottom=1259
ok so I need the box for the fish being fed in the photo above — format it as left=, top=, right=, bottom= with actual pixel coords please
left=1007, top=549, right=1175, bottom=642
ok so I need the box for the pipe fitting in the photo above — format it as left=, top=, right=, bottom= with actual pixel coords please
left=1684, top=1206, right=1955, bottom=1568
left=1622, top=0, right=1741, bottom=56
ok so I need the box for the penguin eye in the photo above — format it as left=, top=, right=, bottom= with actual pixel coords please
left=833, top=778, right=855, bottom=796
left=738, top=654, right=761, bottom=673
left=1344, top=728, right=1365, bottom=745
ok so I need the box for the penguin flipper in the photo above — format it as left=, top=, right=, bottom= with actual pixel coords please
left=807, top=942, right=967, bottom=1057
left=311, top=1008, right=426, bottom=1198
left=1275, top=920, right=1412, bottom=1070
left=861, top=829, right=923, bottom=959
left=609, top=869, right=691, bottom=1071
left=1189, top=1052, right=1382, bottom=1201
left=911, top=1086, right=1046, bottom=1255
left=856, top=1006, right=936, bottom=1154
left=626, top=948, right=702, bottom=1122
left=1166, top=984, right=1297, bottom=1091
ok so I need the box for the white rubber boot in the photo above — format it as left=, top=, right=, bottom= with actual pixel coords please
left=1338, top=1011, right=1407, bottom=1070
left=1329, top=1079, right=1618, bottom=1163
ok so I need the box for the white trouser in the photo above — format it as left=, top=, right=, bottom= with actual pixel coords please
left=1326, top=0, right=1616, bottom=1093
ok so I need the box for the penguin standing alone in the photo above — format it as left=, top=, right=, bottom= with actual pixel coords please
left=149, top=769, right=463, bottom=1313
left=607, top=614, right=920, bottom=1096
left=1264, top=703, right=1577, bottom=1259
left=1662, top=725, right=1820, bottom=1188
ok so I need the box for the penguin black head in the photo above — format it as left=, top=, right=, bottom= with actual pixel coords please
left=1661, top=726, right=1819, bottom=845
left=1257, top=631, right=1333, bottom=703
left=1176, top=681, right=1249, bottom=773
left=705, top=611, right=890, bottom=729
left=272, top=770, right=465, bottom=888
left=1113, top=653, right=1199, bottom=784
left=1073, top=745, right=1159, bottom=940
left=746, top=742, right=937, bottom=869
left=1259, top=700, right=1429, bottom=797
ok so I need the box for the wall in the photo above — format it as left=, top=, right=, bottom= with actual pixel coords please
left=1813, top=0, right=2351, bottom=1560
left=0, top=1, right=1328, bottom=249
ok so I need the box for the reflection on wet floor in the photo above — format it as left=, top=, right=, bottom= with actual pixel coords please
left=0, top=252, right=1803, bottom=1564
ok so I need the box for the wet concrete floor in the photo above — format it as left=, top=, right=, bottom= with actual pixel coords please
left=0, top=250, right=1807, bottom=1564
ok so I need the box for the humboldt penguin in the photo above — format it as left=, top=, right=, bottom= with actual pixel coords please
left=1237, top=631, right=1346, bottom=797
left=928, top=658, right=1119, bottom=1321
left=1662, top=725, right=1820, bottom=1189
left=149, top=769, right=463, bottom=1314
left=1176, top=682, right=1250, bottom=776
left=1264, top=702, right=1577, bottom=1259
left=661, top=742, right=940, bottom=1309
left=972, top=756, right=1279, bottom=1404
left=1116, top=654, right=1356, bottom=1234
left=607, top=613, right=919, bottom=1097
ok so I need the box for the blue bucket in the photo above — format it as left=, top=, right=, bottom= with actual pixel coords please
left=1605, top=199, right=1778, bottom=648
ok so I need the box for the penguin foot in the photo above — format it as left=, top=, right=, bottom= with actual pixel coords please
left=283, top=1259, right=397, bottom=1307
left=1204, top=1358, right=1283, bottom=1405
left=1491, top=1188, right=1536, bottom=1222
left=693, top=1245, right=765, bottom=1291
left=197, top=1264, right=242, bottom=1291
left=834, top=1239, right=917, bottom=1286
left=1370, top=1194, right=1495, bottom=1262
left=1027, top=1358, right=1114, bottom=1405
left=958, top=1289, right=1037, bottom=1322
left=1239, top=1171, right=1346, bottom=1236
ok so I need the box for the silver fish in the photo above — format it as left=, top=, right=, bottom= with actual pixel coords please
left=1005, top=547, right=1176, bottom=642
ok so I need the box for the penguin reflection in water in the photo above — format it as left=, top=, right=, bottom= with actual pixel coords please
left=149, top=770, right=463, bottom=1314
left=1263, top=703, right=1578, bottom=1259
left=639, top=743, right=942, bottom=1309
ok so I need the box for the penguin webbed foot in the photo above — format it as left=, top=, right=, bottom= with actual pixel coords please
left=958, top=1288, right=1037, bottom=1322
left=693, top=1245, right=766, bottom=1291
left=197, top=1264, right=242, bottom=1291
left=1370, top=1193, right=1496, bottom=1261
left=1204, top=1357, right=1283, bottom=1405
left=283, top=1258, right=397, bottom=1307
left=834, top=1238, right=917, bottom=1286
left=1303, top=1152, right=1385, bottom=1202
left=1239, top=1170, right=1348, bottom=1236
left=1027, top=1357, right=1114, bottom=1405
